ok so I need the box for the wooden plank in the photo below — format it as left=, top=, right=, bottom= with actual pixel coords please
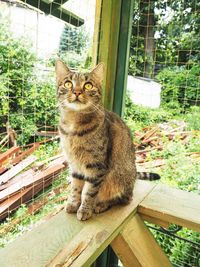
left=0, top=155, right=37, bottom=185
left=0, top=187, right=31, bottom=221
left=0, top=169, right=35, bottom=191
left=0, top=146, right=20, bottom=166
left=47, top=181, right=156, bottom=267
left=113, top=0, right=133, bottom=116
left=138, top=184, right=200, bottom=232
left=0, top=144, right=39, bottom=175
left=0, top=211, right=83, bottom=267
left=98, top=0, right=122, bottom=110
left=112, top=214, right=172, bottom=267
left=0, top=180, right=156, bottom=267
left=0, top=160, right=66, bottom=202
left=111, top=234, right=142, bottom=267
left=140, top=214, right=170, bottom=229
left=20, top=0, right=84, bottom=26
left=12, top=143, right=40, bottom=165
left=0, top=172, right=61, bottom=221
left=92, top=0, right=102, bottom=67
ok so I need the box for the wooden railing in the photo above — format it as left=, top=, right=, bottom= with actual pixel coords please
left=0, top=180, right=199, bottom=267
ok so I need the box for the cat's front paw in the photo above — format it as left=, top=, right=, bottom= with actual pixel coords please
left=94, top=202, right=110, bottom=214
left=77, top=207, right=92, bottom=221
left=65, top=201, right=80, bottom=213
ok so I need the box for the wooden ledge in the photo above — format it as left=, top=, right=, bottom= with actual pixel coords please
left=0, top=181, right=199, bottom=267
left=138, top=183, right=200, bottom=232
left=0, top=181, right=155, bottom=267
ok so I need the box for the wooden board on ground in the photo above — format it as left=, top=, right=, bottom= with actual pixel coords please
left=0, top=155, right=37, bottom=185
left=0, top=173, right=61, bottom=221
left=0, top=180, right=156, bottom=267
left=0, top=146, right=20, bottom=166
left=138, top=183, right=200, bottom=232
left=0, top=161, right=66, bottom=202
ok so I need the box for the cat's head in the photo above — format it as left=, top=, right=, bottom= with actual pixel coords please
left=55, top=60, right=104, bottom=111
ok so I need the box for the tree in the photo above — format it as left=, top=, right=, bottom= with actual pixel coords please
left=129, top=0, right=200, bottom=77
left=59, top=24, right=88, bottom=55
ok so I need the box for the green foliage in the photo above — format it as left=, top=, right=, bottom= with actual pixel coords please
left=58, top=24, right=92, bottom=70
left=59, top=24, right=88, bottom=55
left=0, top=22, right=36, bottom=124
left=0, top=21, right=58, bottom=144
left=129, top=1, right=200, bottom=77
left=184, top=106, right=200, bottom=130
left=124, top=95, right=172, bottom=132
left=156, top=65, right=200, bottom=109
left=150, top=226, right=200, bottom=267
left=169, top=229, right=200, bottom=267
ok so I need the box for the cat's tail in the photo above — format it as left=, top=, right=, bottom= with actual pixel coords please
left=136, top=172, right=160, bottom=181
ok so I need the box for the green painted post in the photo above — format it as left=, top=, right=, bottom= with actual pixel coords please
left=93, top=1, right=134, bottom=267
left=97, top=0, right=122, bottom=111
left=113, top=0, right=134, bottom=116
left=97, top=0, right=133, bottom=116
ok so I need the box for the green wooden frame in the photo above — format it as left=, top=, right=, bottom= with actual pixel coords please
left=94, top=0, right=133, bottom=265
left=97, top=0, right=133, bottom=116
left=20, top=0, right=84, bottom=26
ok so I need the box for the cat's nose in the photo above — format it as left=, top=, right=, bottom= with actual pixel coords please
left=74, top=91, right=82, bottom=97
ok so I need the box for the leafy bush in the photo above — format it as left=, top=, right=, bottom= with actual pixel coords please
left=0, top=22, right=36, bottom=126
left=0, top=21, right=58, bottom=144
left=184, top=106, right=200, bottom=131
left=124, top=95, right=172, bottom=132
left=58, top=24, right=92, bottom=71
left=151, top=226, right=200, bottom=267
left=156, top=65, right=200, bottom=109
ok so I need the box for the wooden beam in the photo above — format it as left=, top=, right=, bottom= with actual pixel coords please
left=0, top=181, right=156, bottom=267
left=0, top=159, right=66, bottom=202
left=140, top=214, right=170, bottom=229
left=92, top=0, right=102, bottom=67
left=20, top=0, right=84, bottom=26
left=95, top=0, right=133, bottom=115
left=97, top=0, right=122, bottom=110
left=0, top=155, right=37, bottom=185
left=0, top=146, right=20, bottom=166
left=111, top=234, right=142, bottom=267
left=112, top=214, right=172, bottom=267
left=113, top=0, right=133, bottom=116
left=138, top=184, right=200, bottom=232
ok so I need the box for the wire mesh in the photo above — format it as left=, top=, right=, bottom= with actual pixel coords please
left=0, top=0, right=96, bottom=247
left=128, top=1, right=200, bottom=266
left=0, top=0, right=199, bottom=266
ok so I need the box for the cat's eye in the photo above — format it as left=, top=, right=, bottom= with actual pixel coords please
left=84, top=82, right=93, bottom=90
left=64, top=81, right=73, bottom=89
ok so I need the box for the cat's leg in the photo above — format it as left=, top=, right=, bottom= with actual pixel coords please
left=77, top=177, right=103, bottom=221
left=65, top=175, right=84, bottom=213
left=94, top=172, right=133, bottom=214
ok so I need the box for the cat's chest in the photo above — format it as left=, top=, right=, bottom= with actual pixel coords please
left=60, top=131, right=89, bottom=166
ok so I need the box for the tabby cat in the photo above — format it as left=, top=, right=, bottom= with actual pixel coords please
left=55, top=60, right=159, bottom=221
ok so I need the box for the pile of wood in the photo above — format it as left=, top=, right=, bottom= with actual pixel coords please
left=135, top=121, right=200, bottom=169
left=0, top=144, right=67, bottom=221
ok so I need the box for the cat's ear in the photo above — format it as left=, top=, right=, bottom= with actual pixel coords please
left=90, top=62, right=104, bottom=85
left=55, top=60, right=71, bottom=85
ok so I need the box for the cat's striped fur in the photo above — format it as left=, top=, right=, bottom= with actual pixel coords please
left=55, top=60, right=160, bottom=221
